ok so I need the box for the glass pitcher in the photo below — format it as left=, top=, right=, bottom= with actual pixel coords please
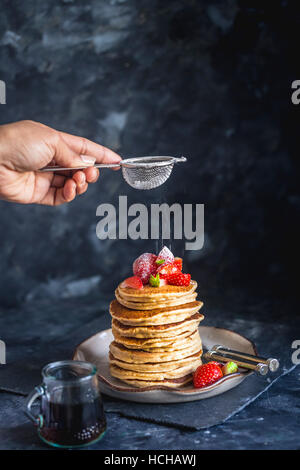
left=25, top=360, right=106, bottom=448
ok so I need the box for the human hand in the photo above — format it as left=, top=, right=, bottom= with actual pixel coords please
left=0, top=120, right=121, bottom=205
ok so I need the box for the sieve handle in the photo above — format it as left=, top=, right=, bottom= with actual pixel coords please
left=39, top=162, right=121, bottom=172
left=39, top=155, right=186, bottom=172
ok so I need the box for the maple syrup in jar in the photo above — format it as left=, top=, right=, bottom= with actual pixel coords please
left=25, top=360, right=106, bottom=448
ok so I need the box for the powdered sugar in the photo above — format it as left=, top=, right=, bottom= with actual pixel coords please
left=132, top=253, right=157, bottom=284
left=156, top=246, right=174, bottom=265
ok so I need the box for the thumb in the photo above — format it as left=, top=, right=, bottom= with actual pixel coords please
left=53, top=136, right=96, bottom=169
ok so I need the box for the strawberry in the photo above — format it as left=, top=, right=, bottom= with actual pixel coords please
left=121, top=276, right=143, bottom=290
left=157, top=262, right=180, bottom=280
left=193, top=363, right=223, bottom=389
left=167, top=272, right=191, bottom=286
left=174, top=257, right=183, bottom=271
left=207, top=361, right=222, bottom=367
left=156, top=246, right=174, bottom=266
left=133, top=253, right=157, bottom=284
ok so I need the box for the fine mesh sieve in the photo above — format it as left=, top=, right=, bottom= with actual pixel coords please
left=40, top=156, right=187, bottom=190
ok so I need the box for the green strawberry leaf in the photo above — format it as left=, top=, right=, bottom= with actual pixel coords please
left=149, top=273, right=160, bottom=287
left=155, top=259, right=165, bottom=265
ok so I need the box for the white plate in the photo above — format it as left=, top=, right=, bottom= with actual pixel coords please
left=73, top=326, right=257, bottom=403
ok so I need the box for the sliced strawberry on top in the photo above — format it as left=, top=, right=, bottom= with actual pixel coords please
left=173, top=257, right=183, bottom=271
left=167, top=272, right=191, bottom=286
left=156, top=246, right=174, bottom=266
left=121, top=276, right=143, bottom=290
left=157, top=262, right=180, bottom=280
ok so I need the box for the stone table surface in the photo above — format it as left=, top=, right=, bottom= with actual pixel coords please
left=0, top=290, right=299, bottom=450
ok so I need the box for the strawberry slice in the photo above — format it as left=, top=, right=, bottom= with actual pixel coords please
left=173, top=257, right=183, bottom=271
left=167, top=272, right=191, bottom=286
left=121, top=276, right=143, bottom=289
left=156, top=246, right=174, bottom=265
left=157, top=262, right=180, bottom=280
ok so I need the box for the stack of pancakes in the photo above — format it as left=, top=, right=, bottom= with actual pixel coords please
left=109, top=280, right=204, bottom=388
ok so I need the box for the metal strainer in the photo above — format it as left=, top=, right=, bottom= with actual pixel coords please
left=41, top=156, right=186, bottom=190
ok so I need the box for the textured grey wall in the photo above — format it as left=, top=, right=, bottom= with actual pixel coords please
left=0, top=0, right=298, bottom=307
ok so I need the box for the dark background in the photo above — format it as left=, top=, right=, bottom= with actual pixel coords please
left=0, top=0, right=299, bottom=314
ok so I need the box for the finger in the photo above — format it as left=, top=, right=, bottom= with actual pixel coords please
left=59, top=132, right=121, bottom=165
left=72, top=170, right=86, bottom=187
left=51, top=174, right=66, bottom=188
left=76, top=182, right=88, bottom=196
left=72, top=170, right=89, bottom=195
left=83, top=166, right=99, bottom=183
left=72, top=171, right=88, bottom=195
left=39, top=179, right=76, bottom=206
left=62, top=178, right=77, bottom=203
left=54, top=136, right=97, bottom=169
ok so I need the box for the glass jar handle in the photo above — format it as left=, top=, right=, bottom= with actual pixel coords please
left=25, top=385, right=45, bottom=428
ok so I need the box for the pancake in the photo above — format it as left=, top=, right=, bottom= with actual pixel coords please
left=139, top=329, right=202, bottom=353
left=109, top=351, right=202, bottom=372
left=116, top=289, right=198, bottom=310
left=108, top=272, right=203, bottom=389
left=112, top=328, right=200, bottom=350
left=116, top=374, right=193, bottom=389
left=117, top=280, right=197, bottom=303
left=110, top=360, right=201, bottom=381
left=110, top=299, right=203, bottom=326
left=112, top=327, right=198, bottom=349
left=138, top=331, right=201, bottom=353
left=112, top=313, right=204, bottom=338
left=110, top=339, right=202, bottom=363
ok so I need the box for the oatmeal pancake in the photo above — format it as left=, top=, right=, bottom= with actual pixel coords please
left=115, top=374, right=193, bottom=389
left=110, top=299, right=203, bottom=326
left=109, top=340, right=202, bottom=364
left=117, top=280, right=197, bottom=303
left=136, top=331, right=201, bottom=353
left=111, top=312, right=204, bottom=338
left=109, top=351, right=202, bottom=372
left=111, top=327, right=198, bottom=349
left=112, top=327, right=200, bottom=349
left=109, top=361, right=200, bottom=381
left=115, top=290, right=198, bottom=310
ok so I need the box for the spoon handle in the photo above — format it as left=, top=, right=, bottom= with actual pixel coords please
left=210, top=345, right=279, bottom=372
left=204, top=351, right=269, bottom=375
